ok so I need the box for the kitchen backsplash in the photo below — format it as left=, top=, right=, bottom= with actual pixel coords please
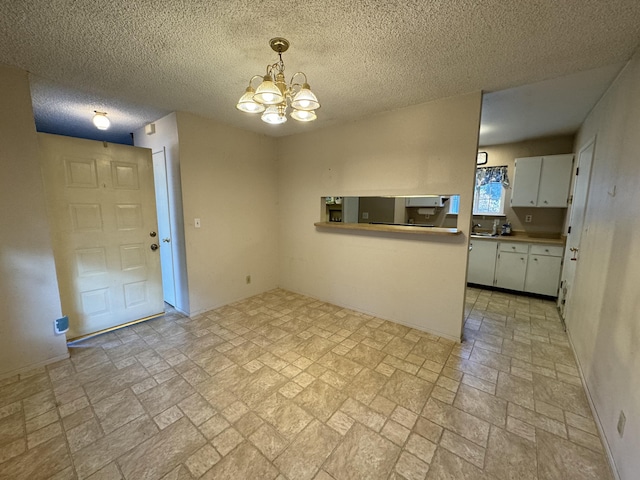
left=471, top=208, right=566, bottom=235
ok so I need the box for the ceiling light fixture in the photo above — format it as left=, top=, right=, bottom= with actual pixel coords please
left=92, top=111, right=110, bottom=130
left=236, top=38, right=320, bottom=125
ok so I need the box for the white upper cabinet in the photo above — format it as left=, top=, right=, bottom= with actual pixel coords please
left=537, top=155, right=574, bottom=207
left=510, top=154, right=574, bottom=207
left=510, top=157, right=542, bottom=207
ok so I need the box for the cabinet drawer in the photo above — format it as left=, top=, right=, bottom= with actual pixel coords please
left=529, top=244, right=563, bottom=257
left=499, top=242, right=528, bottom=254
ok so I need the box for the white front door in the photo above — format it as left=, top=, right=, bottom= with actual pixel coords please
left=559, top=138, right=595, bottom=318
left=39, top=133, right=164, bottom=339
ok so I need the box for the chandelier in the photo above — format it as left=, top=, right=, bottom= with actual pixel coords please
left=236, top=38, right=320, bottom=124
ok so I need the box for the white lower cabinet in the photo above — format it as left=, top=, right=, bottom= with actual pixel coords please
left=467, top=239, right=563, bottom=296
left=468, top=240, right=498, bottom=286
left=495, top=251, right=528, bottom=291
left=524, top=252, right=562, bottom=296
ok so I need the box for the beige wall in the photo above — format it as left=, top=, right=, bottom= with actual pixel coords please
left=0, top=65, right=68, bottom=378
left=175, top=112, right=279, bottom=315
left=133, top=113, right=190, bottom=315
left=277, top=92, right=482, bottom=341
left=475, top=135, right=575, bottom=234
left=566, top=52, right=640, bottom=480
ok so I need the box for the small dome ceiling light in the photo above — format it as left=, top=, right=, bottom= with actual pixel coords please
left=237, top=38, right=321, bottom=124
left=92, top=111, right=110, bottom=130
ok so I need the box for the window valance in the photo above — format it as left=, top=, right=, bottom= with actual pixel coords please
left=476, top=165, right=510, bottom=189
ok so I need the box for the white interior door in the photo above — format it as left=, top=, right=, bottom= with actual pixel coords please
left=39, top=133, right=164, bottom=339
left=559, top=138, right=595, bottom=318
left=152, top=149, right=177, bottom=306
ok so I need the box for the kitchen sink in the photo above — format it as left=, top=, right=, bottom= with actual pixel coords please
left=472, top=232, right=498, bottom=237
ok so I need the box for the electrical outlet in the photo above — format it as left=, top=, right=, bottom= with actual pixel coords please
left=617, top=410, right=626, bottom=437
left=246, top=275, right=251, bottom=284
left=525, top=214, right=533, bottom=223
left=362, top=212, right=369, bottom=220
left=194, top=218, right=201, bottom=228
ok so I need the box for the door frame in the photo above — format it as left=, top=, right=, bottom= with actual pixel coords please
left=152, top=148, right=178, bottom=307
left=558, top=136, right=596, bottom=318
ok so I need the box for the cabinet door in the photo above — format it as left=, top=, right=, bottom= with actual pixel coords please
left=468, top=240, right=498, bottom=286
left=537, top=155, right=574, bottom=207
left=510, top=157, right=542, bottom=207
left=495, top=251, right=528, bottom=291
left=525, top=254, right=562, bottom=296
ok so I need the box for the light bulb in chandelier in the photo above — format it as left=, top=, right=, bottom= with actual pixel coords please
left=291, top=109, right=317, bottom=122
left=253, top=75, right=284, bottom=105
left=92, top=111, right=110, bottom=130
left=236, top=38, right=320, bottom=124
left=262, top=104, right=287, bottom=125
left=291, top=84, right=320, bottom=111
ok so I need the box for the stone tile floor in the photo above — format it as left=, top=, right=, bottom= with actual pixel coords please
left=0, top=287, right=614, bottom=479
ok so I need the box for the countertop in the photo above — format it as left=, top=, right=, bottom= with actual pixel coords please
left=470, top=232, right=565, bottom=246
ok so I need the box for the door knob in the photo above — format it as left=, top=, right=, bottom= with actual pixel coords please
left=162, top=238, right=171, bottom=243
left=150, top=244, right=158, bottom=251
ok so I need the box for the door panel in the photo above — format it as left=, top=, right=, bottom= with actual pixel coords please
left=39, top=133, right=164, bottom=339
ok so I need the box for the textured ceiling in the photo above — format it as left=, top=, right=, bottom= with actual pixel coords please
left=1, top=0, right=639, bottom=143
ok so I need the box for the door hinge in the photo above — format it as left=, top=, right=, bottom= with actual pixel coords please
left=568, top=226, right=572, bottom=234
left=568, top=195, right=573, bottom=204
left=576, top=167, right=579, bottom=176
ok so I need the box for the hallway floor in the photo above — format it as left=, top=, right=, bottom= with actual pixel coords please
left=0, top=288, right=614, bottom=479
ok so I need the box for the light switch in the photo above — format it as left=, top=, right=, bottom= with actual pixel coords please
left=195, top=218, right=201, bottom=228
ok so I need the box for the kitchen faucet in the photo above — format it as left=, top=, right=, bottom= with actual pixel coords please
left=472, top=223, right=482, bottom=233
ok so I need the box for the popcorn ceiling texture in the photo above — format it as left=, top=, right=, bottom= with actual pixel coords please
left=1, top=0, right=639, bottom=141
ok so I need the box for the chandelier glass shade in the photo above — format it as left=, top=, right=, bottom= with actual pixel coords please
left=236, top=38, right=320, bottom=124
left=236, top=86, right=266, bottom=113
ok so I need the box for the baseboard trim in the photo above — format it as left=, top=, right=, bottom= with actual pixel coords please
left=0, top=352, right=70, bottom=381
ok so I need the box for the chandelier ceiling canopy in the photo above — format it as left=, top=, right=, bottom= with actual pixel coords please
left=236, top=38, right=320, bottom=125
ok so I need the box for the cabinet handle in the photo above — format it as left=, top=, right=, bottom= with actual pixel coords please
left=534, top=258, right=538, bottom=261
left=543, top=200, right=548, bottom=204
left=520, top=257, right=524, bottom=261
left=530, top=201, right=535, bottom=204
